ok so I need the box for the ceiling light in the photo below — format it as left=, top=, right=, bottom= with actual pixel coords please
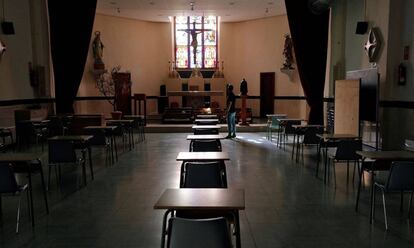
left=190, top=2, right=194, bottom=11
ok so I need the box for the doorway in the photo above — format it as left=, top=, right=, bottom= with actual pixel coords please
left=260, top=72, right=275, bottom=118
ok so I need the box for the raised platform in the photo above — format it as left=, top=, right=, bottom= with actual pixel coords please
left=144, top=123, right=266, bottom=133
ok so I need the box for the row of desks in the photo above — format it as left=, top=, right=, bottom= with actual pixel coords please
left=154, top=131, right=245, bottom=247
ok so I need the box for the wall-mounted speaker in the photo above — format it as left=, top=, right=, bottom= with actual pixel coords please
left=356, top=21, right=368, bottom=35
left=1, top=22, right=15, bottom=35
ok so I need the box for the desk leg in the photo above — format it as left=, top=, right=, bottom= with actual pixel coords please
left=323, top=144, right=327, bottom=184
left=316, top=141, right=321, bottom=177
left=370, top=171, right=375, bottom=223
left=291, top=133, right=296, bottom=159
left=113, top=135, right=118, bottom=161
left=109, top=135, right=114, bottom=164
left=81, top=150, right=87, bottom=186
left=88, top=147, right=94, bottom=180
left=28, top=170, right=35, bottom=227
left=355, top=160, right=365, bottom=212
left=37, top=160, right=49, bottom=214
left=235, top=210, right=241, bottom=248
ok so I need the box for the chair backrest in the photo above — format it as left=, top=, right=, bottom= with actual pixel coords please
left=0, top=162, right=19, bottom=193
left=302, top=126, right=324, bottom=145
left=190, top=140, right=221, bottom=152
left=167, top=217, right=232, bottom=248
left=48, top=139, right=78, bottom=164
left=194, top=128, right=219, bottom=135
left=386, top=161, right=414, bottom=191
left=270, top=116, right=285, bottom=127
left=334, top=139, right=362, bottom=161
left=284, top=120, right=301, bottom=134
left=87, top=129, right=108, bottom=146
left=183, top=162, right=226, bottom=188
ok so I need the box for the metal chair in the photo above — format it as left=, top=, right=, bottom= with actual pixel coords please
left=190, top=139, right=222, bottom=152
left=48, top=139, right=86, bottom=189
left=328, top=139, right=362, bottom=187
left=298, top=126, right=324, bottom=161
left=268, top=116, right=285, bottom=142
left=87, top=129, right=112, bottom=165
left=0, top=162, right=30, bottom=233
left=166, top=217, right=232, bottom=248
left=181, top=162, right=227, bottom=188
left=372, top=161, right=414, bottom=230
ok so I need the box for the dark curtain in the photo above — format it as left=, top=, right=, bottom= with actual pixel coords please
left=285, top=0, right=330, bottom=124
left=48, top=0, right=97, bottom=114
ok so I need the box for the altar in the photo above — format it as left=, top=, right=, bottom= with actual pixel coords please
left=167, top=90, right=224, bottom=109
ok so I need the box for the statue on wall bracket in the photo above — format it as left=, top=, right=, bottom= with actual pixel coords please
left=92, top=31, right=105, bottom=70
left=364, top=27, right=382, bottom=63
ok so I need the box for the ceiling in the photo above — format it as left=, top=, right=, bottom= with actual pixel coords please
left=96, top=0, right=287, bottom=23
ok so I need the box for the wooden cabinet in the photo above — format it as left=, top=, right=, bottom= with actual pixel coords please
left=113, top=72, right=131, bottom=115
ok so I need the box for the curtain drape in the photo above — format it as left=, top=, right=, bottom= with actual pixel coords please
left=285, top=0, right=330, bottom=124
left=48, top=0, right=97, bottom=113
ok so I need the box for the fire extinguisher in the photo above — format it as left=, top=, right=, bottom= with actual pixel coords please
left=398, top=63, right=407, bottom=85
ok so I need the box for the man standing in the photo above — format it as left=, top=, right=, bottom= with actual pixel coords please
left=226, top=85, right=236, bottom=138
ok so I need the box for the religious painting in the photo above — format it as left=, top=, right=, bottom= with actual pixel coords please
left=174, top=16, right=218, bottom=69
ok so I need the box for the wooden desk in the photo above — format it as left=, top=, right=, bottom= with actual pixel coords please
left=192, top=125, right=221, bottom=129
left=194, top=119, right=219, bottom=125
left=0, top=153, right=49, bottom=227
left=186, top=134, right=226, bottom=140
left=106, top=119, right=135, bottom=150
left=197, top=114, right=218, bottom=119
left=177, top=152, right=230, bottom=162
left=154, top=188, right=245, bottom=248
left=355, top=150, right=414, bottom=221
left=266, top=114, right=287, bottom=118
left=49, top=135, right=94, bottom=183
left=84, top=126, right=118, bottom=162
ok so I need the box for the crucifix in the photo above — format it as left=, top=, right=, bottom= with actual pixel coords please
left=179, top=21, right=212, bottom=66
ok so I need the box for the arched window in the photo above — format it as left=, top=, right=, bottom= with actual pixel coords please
left=174, top=16, right=218, bottom=69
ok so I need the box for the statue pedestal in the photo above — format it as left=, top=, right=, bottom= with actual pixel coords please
left=239, top=95, right=249, bottom=126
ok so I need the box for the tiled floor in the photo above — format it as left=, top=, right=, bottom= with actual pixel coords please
left=1, top=133, right=414, bottom=247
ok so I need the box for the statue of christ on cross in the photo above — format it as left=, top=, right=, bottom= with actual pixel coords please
left=179, top=21, right=212, bottom=66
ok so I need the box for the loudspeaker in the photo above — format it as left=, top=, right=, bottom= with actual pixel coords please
left=1, top=22, right=15, bottom=35
left=356, top=22, right=368, bottom=35
left=160, top=84, right=166, bottom=96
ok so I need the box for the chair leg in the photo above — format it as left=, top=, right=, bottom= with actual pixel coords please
left=381, top=189, right=388, bottom=230
left=372, top=184, right=377, bottom=224
left=332, top=161, right=337, bottom=188
left=346, top=161, right=350, bottom=184
left=408, top=192, right=413, bottom=219
left=16, top=193, right=23, bottom=233
left=47, top=165, right=52, bottom=190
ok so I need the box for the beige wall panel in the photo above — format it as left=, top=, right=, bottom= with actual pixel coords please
left=334, top=79, right=360, bottom=135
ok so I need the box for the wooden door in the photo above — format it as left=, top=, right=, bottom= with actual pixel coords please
left=260, top=72, right=275, bottom=118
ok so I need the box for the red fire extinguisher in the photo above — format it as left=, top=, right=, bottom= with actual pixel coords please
left=398, top=63, right=407, bottom=85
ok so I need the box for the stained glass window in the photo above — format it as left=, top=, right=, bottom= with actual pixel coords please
left=174, top=16, right=218, bottom=69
